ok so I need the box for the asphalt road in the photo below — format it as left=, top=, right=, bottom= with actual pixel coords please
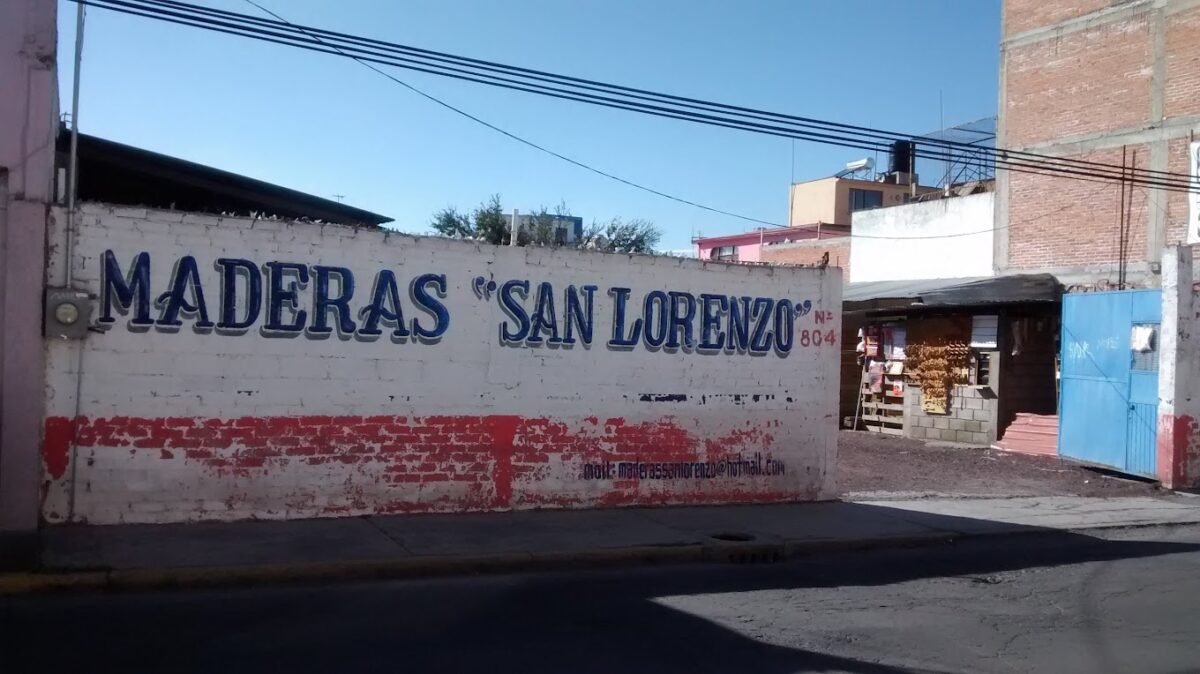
left=4, top=526, right=1200, bottom=674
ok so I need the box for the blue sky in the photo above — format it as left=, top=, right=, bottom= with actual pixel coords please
left=58, top=0, right=1000, bottom=251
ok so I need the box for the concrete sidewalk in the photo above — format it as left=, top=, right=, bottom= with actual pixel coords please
left=4, top=496, right=1200, bottom=594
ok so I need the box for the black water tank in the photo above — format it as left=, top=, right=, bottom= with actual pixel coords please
left=889, top=140, right=914, bottom=174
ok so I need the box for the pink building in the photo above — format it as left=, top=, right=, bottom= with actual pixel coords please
left=1, top=0, right=56, bottom=554
left=694, top=224, right=849, bottom=264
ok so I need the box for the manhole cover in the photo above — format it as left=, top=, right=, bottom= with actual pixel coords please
left=710, top=531, right=756, bottom=542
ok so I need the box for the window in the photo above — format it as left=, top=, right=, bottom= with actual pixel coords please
left=710, top=246, right=737, bottom=262
left=1132, top=324, right=1159, bottom=372
left=849, top=188, right=884, bottom=212
left=971, top=351, right=993, bottom=386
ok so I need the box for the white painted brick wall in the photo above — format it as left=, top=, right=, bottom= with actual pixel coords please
left=43, top=204, right=842, bottom=523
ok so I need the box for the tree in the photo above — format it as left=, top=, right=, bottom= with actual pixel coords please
left=428, top=196, right=662, bottom=254
left=429, top=206, right=473, bottom=238
left=582, top=217, right=661, bottom=254
left=472, top=194, right=509, bottom=245
left=524, top=200, right=573, bottom=247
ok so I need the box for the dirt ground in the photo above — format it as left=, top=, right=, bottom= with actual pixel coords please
left=837, top=430, right=1166, bottom=498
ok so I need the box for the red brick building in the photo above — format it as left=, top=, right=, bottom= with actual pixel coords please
left=997, top=0, right=1200, bottom=286
left=760, top=238, right=851, bottom=280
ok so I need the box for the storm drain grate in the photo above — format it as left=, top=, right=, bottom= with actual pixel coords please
left=710, top=532, right=756, bottom=542
left=708, top=533, right=784, bottom=564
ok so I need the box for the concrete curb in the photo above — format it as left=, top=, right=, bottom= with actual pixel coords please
left=1, top=520, right=1194, bottom=596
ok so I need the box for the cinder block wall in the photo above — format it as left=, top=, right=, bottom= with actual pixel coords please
left=903, top=385, right=999, bottom=446
left=41, top=204, right=842, bottom=524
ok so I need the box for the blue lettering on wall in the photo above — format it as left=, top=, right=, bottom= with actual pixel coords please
left=773, top=299, right=794, bottom=353
left=607, top=287, right=642, bottom=349
left=93, top=252, right=827, bottom=358
left=99, top=250, right=154, bottom=329
left=358, top=269, right=410, bottom=340
left=498, top=279, right=531, bottom=343
left=666, top=291, right=696, bottom=350
left=215, top=258, right=262, bottom=333
left=309, top=265, right=357, bottom=337
left=698, top=294, right=728, bottom=352
left=263, top=261, right=309, bottom=335
left=410, top=273, right=449, bottom=341
left=642, top=290, right=670, bottom=348
left=156, top=255, right=214, bottom=330
left=528, top=281, right=562, bottom=345
left=749, top=297, right=775, bottom=354
left=727, top=296, right=751, bottom=352
left=562, top=285, right=597, bottom=346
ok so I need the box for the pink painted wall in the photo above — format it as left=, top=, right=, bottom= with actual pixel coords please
left=0, top=0, right=56, bottom=537
left=694, top=226, right=852, bottom=265
left=0, top=0, right=57, bottom=203
left=694, top=240, right=763, bottom=263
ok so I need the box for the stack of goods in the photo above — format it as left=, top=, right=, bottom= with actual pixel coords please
left=906, top=339, right=970, bottom=414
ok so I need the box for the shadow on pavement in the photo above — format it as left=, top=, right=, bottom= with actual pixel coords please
left=4, top=504, right=1199, bottom=674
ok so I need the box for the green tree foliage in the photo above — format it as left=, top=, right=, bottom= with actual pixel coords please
left=472, top=194, right=509, bottom=245
left=581, top=217, right=662, bottom=254
left=428, top=196, right=662, bottom=254
left=429, top=206, right=472, bottom=238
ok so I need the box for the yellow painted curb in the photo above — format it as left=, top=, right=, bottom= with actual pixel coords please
left=5, top=521, right=1183, bottom=596
left=0, top=571, right=107, bottom=595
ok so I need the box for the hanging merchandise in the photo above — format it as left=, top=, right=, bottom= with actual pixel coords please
left=863, top=328, right=879, bottom=358
left=889, top=325, right=907, bottom=359
left=890, top=380, right=904, bottom=397
left=905, top=316, right=972, bottom=415
left=1011, top=318, right=1027, bottom=356
left=868, top=361, right=884, bottom=393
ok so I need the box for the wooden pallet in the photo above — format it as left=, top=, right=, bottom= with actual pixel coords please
left=859, top=369, right=905, bottom=435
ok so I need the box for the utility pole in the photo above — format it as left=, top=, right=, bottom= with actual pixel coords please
left=66, top=0, right=86, bottom=286
left=509, top=208, right=519, bottom=246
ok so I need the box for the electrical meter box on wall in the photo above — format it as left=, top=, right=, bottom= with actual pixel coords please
left=44, top=288, right=93, bottom=339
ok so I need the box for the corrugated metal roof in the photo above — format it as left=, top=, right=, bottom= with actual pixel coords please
left=844, top=277, right=990, bottom=303
left=59, top=129, right=392, bottom=227
left=844, top=274, right=1062, bottom=308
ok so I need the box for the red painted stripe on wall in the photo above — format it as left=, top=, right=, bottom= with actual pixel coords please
left=42, top=414, right=807, bottom=521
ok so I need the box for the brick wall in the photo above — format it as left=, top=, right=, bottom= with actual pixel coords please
left=760, top=238, right=851, bottom=280
left=1006, top=145, right=1151, bottom=270
left=1004, top=15, right=1152, bottom=148
left=999, top=1, right=1200, bottom=281
left=1004, top=0, right=1111, bottom=37
left=903, top=385, right=999, bottom=445
left=1165, top=8, right=1200, bottom=118
left=40, top=204, right=841, bottom=524
left=1163, top=136, right=1193, bottom=247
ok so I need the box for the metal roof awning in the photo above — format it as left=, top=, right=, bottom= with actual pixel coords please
left=844, top=274, right=1062, bottom=312
left=57, top=128, right=393, bottom=227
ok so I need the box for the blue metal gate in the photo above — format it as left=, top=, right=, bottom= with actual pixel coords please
left=1059, top=290, right=1160, bottom=477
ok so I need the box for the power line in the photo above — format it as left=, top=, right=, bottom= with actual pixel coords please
left=105, top=0, right=1197, bottom=188
left=72, top=0, right=1193, bottom=247
left=231, top=0, right=783, bottom=230
left=76, top=0, right=1200, bottom=194
left=101, top=0, right=1200, bottom=192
